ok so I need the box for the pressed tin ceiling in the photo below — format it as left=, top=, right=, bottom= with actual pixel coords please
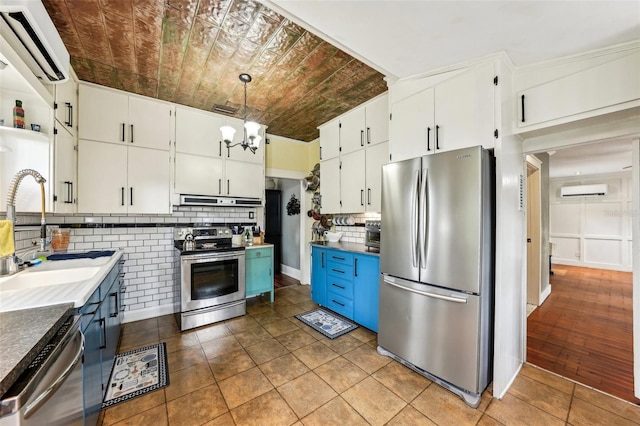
left=41, top=0, right=388, bottom=142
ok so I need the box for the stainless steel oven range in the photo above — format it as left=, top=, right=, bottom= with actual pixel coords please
left=174, top=226, right=245, bottom=331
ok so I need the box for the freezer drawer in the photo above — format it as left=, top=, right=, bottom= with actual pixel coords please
left=378, top=275, right=488, bottom=393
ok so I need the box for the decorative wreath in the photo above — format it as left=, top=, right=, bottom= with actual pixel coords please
left=287, top=194, right=301, bottom=216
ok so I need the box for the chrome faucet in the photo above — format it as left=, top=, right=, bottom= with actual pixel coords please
left=1, top=169, right=47, bottom=276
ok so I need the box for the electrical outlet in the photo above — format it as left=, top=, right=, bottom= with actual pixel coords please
left=249, top=212, right=254, bottom=219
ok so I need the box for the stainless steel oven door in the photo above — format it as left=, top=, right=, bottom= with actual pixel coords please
left=180, top=251, right=246, bottom=312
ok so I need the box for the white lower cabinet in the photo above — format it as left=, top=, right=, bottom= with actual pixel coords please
left=78, top=140, right=170, bottom=213
left=53, top=125, right=77, bottom=213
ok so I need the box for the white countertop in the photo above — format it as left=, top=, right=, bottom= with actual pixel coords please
left=0, top=250, right=124, bottom=313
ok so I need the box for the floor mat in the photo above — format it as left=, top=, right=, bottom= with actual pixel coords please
left=295, top=308, right=358, bottom=339
left=102, top=342, right=169, bottom=409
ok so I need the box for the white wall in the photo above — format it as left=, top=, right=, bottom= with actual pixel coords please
left=549, top=173, right=633, bottom=271
left=279, top=178, right=301, bottom=270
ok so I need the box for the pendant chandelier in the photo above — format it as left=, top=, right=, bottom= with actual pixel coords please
left=220, top=73, right=261, bottom=154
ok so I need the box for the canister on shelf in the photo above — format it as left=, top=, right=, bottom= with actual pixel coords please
left=13, top=100, right=25, bottom=129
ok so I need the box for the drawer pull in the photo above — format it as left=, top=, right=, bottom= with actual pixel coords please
left=332, top=256, right=345, bottom=261
left=331, top=283, right=345, bottom=290
left=331, top=268, right=345, bottom=274
left=332, top=299, right=345, bottom=307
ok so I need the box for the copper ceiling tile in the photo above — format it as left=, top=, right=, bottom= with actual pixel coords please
left=99, top=0, right=133, bottom=19
left=160, top=20, right=189, bottom=70
left=225, top=0, right=261, bottom=25
left=115, top=68, right=139, bottom=93
left=88, top=60, right=119, bottom=88
left=165, top=0, right=199, bottom=28
left=174, top=48, right=210, bottom=101
left=196, top=0, right=232, bottom=27
left=103, top=10, right=136, bottom=73
left=70, top=56, right=95, bottom=82
left=133, top=15, right=162, bottom=79
left=244, top=12, right=282, bottom=46
left=189, top=17, right=220, bottom=50
left=230, top=39, right=261, bottom=69
left=292, top=31, right=323, bottom=56
left=136, top=74, right=158, bottom=98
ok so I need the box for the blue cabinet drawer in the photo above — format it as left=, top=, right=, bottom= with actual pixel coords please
left=326, top=292, right=354, bottom=319
left=327, top=276, right=354, bottom=299
left=327, top=261, right=353, bottom=279
left=246, top=246, right=272, bottom=260
left=326, top=250, right=353, bottom=266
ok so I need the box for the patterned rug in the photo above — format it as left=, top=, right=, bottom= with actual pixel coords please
left=102, top=342, right=169, bottom=409
left=295, top=308, right=358, bottom=339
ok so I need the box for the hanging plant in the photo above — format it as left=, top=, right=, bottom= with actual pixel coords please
left=286, top=194, right=301, bottom=216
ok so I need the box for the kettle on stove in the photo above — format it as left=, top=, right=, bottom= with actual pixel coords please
left=183, top=233, right=196, bottom=251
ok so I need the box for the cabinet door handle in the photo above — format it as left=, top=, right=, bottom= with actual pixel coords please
left=130, top=187, right=133, bottom=206
left=435, top=125, right=440, bottom=150
left=521, top=94, right=526, bottom=123
left=64, top=181, right=73, bottom=204
left=366, top=127, right=371, bottom=144
left=321, top=252, right=325, bottom=268
left=130, top=124, right=134, bottom=143
left=219, top=141, right=222, bottom=157
left=331, top=283, right=345, bottom=290
left=354, top=257, right=358, bottom=277
left=361, top=189, right=364, bottom=206
left=121, top=187, right=125, bottom=206
left=332, top=299, right=345, bottom=307
left=227, top=179, right=230, bottom=195
left=320, top=146, right=322, bottom=160
left=427, top=127, right=431, bottom=151
left=218, top=179, right=222, bottom=195
left=332, top=255, right=345, bottom=260
left=110, top=292, right=119, bottom=317
left=331, top=268, right=345, bottom=274
left=69, top=103, right=73, bottom=127
left=99, top=317, right=107, bottom=349
left=227, top=146, right=230, bottom=158
left=121, top=123, right=125, bottom=142
left=367, top=188, right=371, bottom=205
left=360, top=130, right=364, bottom=146
left=64, top=102, right=72, bottom=127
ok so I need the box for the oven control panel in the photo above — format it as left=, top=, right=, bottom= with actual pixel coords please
left=174, top=226, right=232, bottom=241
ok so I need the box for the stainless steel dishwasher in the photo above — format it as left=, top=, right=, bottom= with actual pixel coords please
left=0, top=314, right=85, bottom=426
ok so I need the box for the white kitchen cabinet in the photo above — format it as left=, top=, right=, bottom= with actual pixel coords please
left=340, top=107, right=367, bottom=155
left=320, top=157, right=341, bottom=213
left=78, top=140, right=170, bottom=213
left=340, top=150, right=366, bottom=213
left=54, top=69, right=77, bottom=137
left=224, top=160, right=264, bottom=199
left=174, top=153, right=223, bottom=196
left=53, top=125, right=77, bottom=213
left=365, top=93, right=389, bottom=147
left=390, top=62, right=495, bottom=162
left=319, top=119, right=340, bottom=160
left=365, top=141, right=389, bottom=212
left=175, top=106, right=223, bottom=157
left=517, top=51, right=640, bottom=130
left=78, top=84, right=172, bottom=151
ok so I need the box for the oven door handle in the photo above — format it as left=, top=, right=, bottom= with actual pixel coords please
left=180, top=251, right=245, bottom=262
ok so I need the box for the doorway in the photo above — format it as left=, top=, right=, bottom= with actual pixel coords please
left=526, top=155, right=542, bottom=316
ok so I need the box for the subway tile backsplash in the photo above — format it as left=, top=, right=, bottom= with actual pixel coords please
left=12, top=206, right=257, bottom=317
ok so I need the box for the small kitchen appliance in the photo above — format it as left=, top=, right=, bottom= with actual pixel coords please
left=364, top=220, right=381, bottom=251
left=174, top=226, right=246, bottom=331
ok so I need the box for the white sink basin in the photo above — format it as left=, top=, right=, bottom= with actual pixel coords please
left=0, top=267, right=101, bottom=292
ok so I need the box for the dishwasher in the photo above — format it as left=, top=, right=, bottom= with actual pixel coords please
left=0, top=314, right=85, bottom=426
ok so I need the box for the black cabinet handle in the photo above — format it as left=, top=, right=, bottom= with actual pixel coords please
left=64, top=181, right=73, bottom=204
left=332, top=255, right=345, bottom=261
left=366, top=127, right=371, bottom=144
left=435, top=125, right=440, bottom=150
left=219, top=141, right=222, bottom=157
left=332, top=299, right=345, bottom=307
left=321, top=252, right=325, bottom=268
left=331, top=268, right=345, bottom=274
left=121, top=187, right=125, bottom=206
left=331, top=283, right=346, bottom=290
left=130, top=187, right=133, bottom=206
left=319, top=146, right=322, bottom=160
left=227, top=179, right=230, bottom=195
left=218, top=179, right=222, bottom=195
left=227, top=146, right=230, bottom=158
left=121, top=123, right=125, bottom=142
left=64, top=102, right=72, bottom=126
left=130, top=124, right=134, bottom=143
left=354, top=258, right=358, bottom=277
left=521, top=94, right=526, bottom=123
left=360, top=130, right=364, bottom=146
left=110, top=292, right=118, bottom=317
left=69, top=104, right=73, bottom=127
left=360, top=189, right=364, bottom=206
left=99, top=318, right=107, bottom=349
left=427, top=127, right=431, bottom=151
left=70, top=182, right=74, bottom=204
left=367, top=188, right=371, bottom=205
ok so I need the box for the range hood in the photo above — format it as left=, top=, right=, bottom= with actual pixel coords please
left=178, top=195, right=262, bottom=207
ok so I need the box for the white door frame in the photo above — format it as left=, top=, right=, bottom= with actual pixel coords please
left=525, top=155, right=543, bottom=307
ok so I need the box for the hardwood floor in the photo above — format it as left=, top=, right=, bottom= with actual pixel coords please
left=527, top=264, right=638, bottom=404
left=274, top=272, right=300, bottom=289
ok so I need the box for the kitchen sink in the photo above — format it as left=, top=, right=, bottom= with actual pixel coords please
left=0, top=267, right=102, bottom=292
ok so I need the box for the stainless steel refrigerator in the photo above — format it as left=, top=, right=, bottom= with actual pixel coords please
left=378, top=145, right=494, bottom=408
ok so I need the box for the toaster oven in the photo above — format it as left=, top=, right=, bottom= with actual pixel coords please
left=365, top=220, right=381, bottom=251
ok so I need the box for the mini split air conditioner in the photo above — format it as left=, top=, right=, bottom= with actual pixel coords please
left=560, top=183, right=608, bottom=197
left=0, top=0, right=69, bottom=83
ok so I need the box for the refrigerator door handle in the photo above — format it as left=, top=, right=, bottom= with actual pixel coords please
left=419, top=168, right=428, bottom=270
left=383, top=277, right=468, bottom=304
left=411, top=170, right=420, bottom=268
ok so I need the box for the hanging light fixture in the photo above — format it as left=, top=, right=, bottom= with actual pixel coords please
left=220, top=73, right=261, bottom=154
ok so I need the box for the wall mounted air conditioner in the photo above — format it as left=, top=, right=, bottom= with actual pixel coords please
left=560, top=184, right=608, bottom=197
left=0, top=0, right=69, bottom=83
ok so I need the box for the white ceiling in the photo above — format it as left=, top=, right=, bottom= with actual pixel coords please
left=548, top=139, right=633, bottom=179
left=267, top=0, right=640, bottom=79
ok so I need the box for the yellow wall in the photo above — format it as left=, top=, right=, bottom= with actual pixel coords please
left=265, top=134, right=318, bottom=173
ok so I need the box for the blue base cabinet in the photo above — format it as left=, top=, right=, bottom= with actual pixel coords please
left=311, top=246, right=380, bottom=332
left=246, top=246, right=274, bottom=302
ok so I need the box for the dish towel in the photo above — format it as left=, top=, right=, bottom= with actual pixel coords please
left=47, top=250, right=115, bottom=261
left=0, top=220, right=15, bottom=257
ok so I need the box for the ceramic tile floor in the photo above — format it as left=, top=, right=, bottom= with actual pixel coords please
left=101, top=285, right=640, bottom=426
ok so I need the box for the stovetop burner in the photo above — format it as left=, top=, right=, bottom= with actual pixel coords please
left=174, top=226, right=243, bottom=254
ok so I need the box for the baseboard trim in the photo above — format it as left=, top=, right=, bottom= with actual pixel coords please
left=540, top=284, right=552, bottom=304
left=281, top=264, right=301, bottom=280
left=122, top=304, right=175, bottom=324
left=552, top=259, right=632, bottom=272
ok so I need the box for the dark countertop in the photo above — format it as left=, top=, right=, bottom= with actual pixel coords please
left=0, top=303, right=74, bottom=397
left=309, top=241, right=380, bottom=256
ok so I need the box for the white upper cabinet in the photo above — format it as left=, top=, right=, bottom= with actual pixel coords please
left=320, top=157, right=341, bottom=213
left=517, top=51, right=640, bottom=130
left=319, top=119, right=340, bottom=160
left=340, top=107, right=366, bottom=155
left=79, top=84, right=172, bottom=151
left=175, top=106, right=223, bottom=157
left=127, top=147, right=171, bottom=214
left=365, top=141, right=389, bottom=212
left=54, top=70, right=78, bottom=137
left=365, top=93, right=389, bottom=147
left=53, top=124, right=76, bottom=213
left=390, top=62, right=496, bottom=162
left=174, top=153, right=223, bottom=196
left=340, top=150, right=366, bottom=213
left=224, top=160, right=264, bottom=199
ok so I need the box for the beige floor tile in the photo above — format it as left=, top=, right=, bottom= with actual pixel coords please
left=313, top=356, right=368, bottom=393
left=208, top=348, right=256, bottom=381
left=259, top=353, right=310, bottom=387
left=276, top=329, right=318, bottom=352
left=341, top=376, right=407, bottom=426
left=118, top=328, right=160, bottom=352
left=200, top=335, right=242, bottom=359
left=217, top=367, right=274, bottom=409
left=342, top=343, right=390, bottom=374
left=203, top=412, right=236, bottom=426
left=166, top=384, right=228, bottom=425
left=110, top=404, right=167, bottom=426
left=246, top=299, right=273, bottom=316
left=280, top=291, right=310, bottom=305
left=300, top=325, right=327, bottom=340
left=507, top=373, right=572, bottom=420
left=165, top=361, right=215, bottom=401
left=372, top=361, right=431, bottom=402
left=252, top=310, right=283, bottom=325
left=412, top=384, right=485, bottom=425
left=386, top=405, right=437, bottom=426
left=321, top=334, right=364, bottom=355
left=277, top=371, right=338, bottom=418
left=275, top=304, right=307, bottom=318
left=123, top=318, right=158, bottom=335
left=569, top=390, right=640, bottom=426
left=263, top=318, right=301, bottom=337
left=102, top=389, right=165, bottom=425
left=349, top=327, right=377, bottom=343
left=476, top=413, right=505, bottom=426
left=194, top=323, right=231, bottom=343
left=234, top=326, right=274, bottom=347
left=293, top=340, right=339, bottom=369
left=573, top=384, right=640, bottom=424
left=485, top=393, right=565, bottom=426
left=297, top=300, right=319, bottom=311
left=167, top=346, right=207, bottom=373
left=245, top=338, right=289, bottom=364
left=162, top=332, right=200, bottom=354
left=230, top=389, right=298, bottom=426
left=225, top=315, right=260, bottom=334
left=157, top=320, right=182, bottom=340
left=301, top=396, right=368, bottom=425
left=520, top=364, right=575, bottom=395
